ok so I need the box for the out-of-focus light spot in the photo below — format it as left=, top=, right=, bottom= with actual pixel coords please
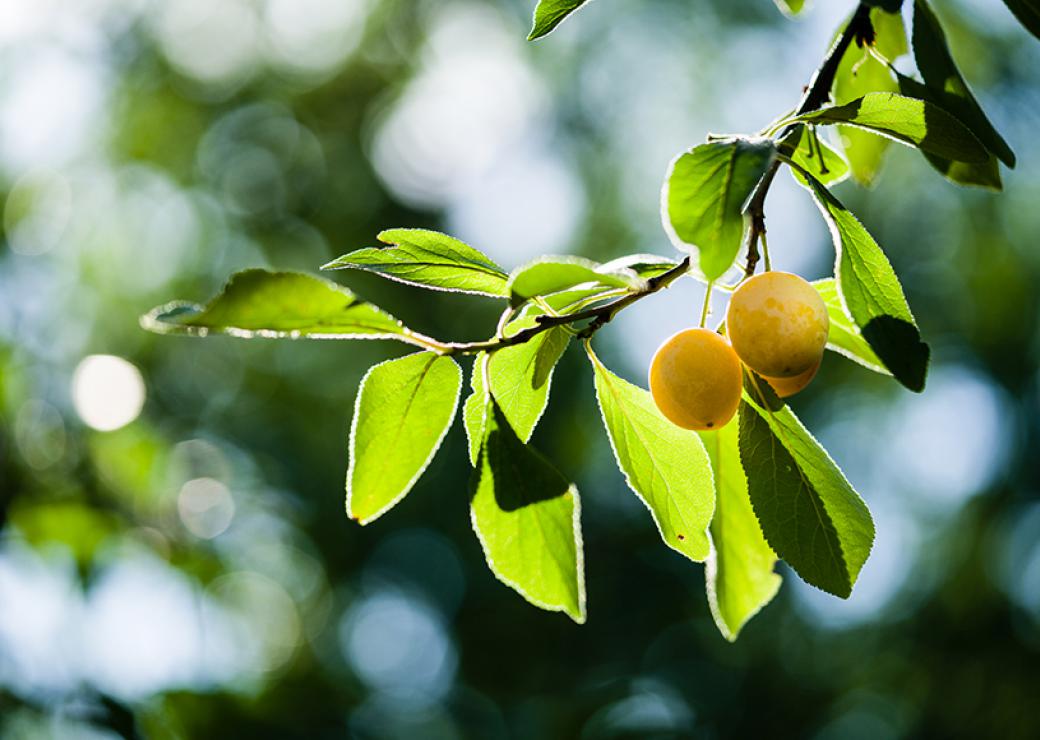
left=0, top=542, right=83, bottom=696
left=581, top=681, right=695, bottom=737
left=83, top=552, right=242, bottom=700
left=152, top=0, right=260, bottom=88
left=792, top=502, right=920, bottom=629
left=263, top=0, right=368, bottom=80
left=72, top=355, right=145, bottom=432
left=884, top=365, right=1010, bottom=511
left=213, top=571, right=302, bottom=676
left=998, top=503, right=1040, bottom=619
left=14, top=399, right=66, bottom=470
left=3, top=171, right=72, bottom=256
left=340, top=589, right=456, bottom=705
left=371, top=5, right=545, bottom=208
left=0, top=47, right=106, bottom=172
left=178, top=477, right=235, bottom=539
left=448, top=145, right=585, bottom=264
left=364, top=529, right=466, bottom=617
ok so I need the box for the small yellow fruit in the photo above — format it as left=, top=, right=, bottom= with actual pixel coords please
left=649, top=328, right=742, bottom=431
left=762, top=359, right=820, bottom=399
left=727, top=271, right=829, bottom=378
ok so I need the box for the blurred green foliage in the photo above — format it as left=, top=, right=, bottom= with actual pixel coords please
left=1, top=0, right=1039, bottom=738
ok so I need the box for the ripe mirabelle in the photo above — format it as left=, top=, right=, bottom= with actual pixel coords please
left=762, top=359, right=820, bottom=399
left=649, top=328, right=742, bottom=431
left=726, top=271, right=829, bottom=378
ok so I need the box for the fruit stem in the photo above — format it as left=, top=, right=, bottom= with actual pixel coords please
left=699, top=283, right=713, bottom=328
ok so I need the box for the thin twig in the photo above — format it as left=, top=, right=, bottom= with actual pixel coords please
left=431, top=257, right=691, bottom=356
left=742, top=1, right=874, bottom=279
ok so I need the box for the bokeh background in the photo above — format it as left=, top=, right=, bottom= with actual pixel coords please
left=1, top=0, right=1039, bottom=737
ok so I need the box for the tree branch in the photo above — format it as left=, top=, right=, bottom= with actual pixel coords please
left=432, top=257, right=691, bottom=356
left=743, top=1, right=874, bottom=279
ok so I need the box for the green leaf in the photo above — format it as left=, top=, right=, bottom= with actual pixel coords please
left=812, top=279, right=889, bottom=375
left=347, top=352, right=462, bottom=524
left=507, top=257, right=640, bottom=308
left=738, top=392, right=874, bottom=599
left=912, top=0, right=1016, bottom=168
left=773, top=0, right=806, bottom=17
left=662, top=138, right=776, bottom=281
left=529, top=0, right=588, bottom=40
left=866, top=0, right=903, bottom=12
left=803, top=175, right=930, bottom=391
left=470, top=401, right=585, bottom=622
left=896, top=73, right=1003, bottom=190
left=463, top=354, right=490, bottom=466
left=600, top=253, right=681, bottom=280
left=792, top=92, right=990, bottom=164
left=1001, top=0, right=1040, bottom=40
left=699, top=420, right=781, bottom=642
left=323, top=229, right=509, bottom=298
left=141, top=270, right=427, bottom=347
left=786, top=128, right=850, bottom=188
left=487, top=312, right=570, bottom=442
left=871, top=7, right=909, bottom=60
left=588, top=347, right=714, bottom=563
left=831, top=9, right=906, bottom=186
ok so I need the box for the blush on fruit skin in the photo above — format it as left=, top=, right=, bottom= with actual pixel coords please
left=762, top=359, right=820, bottom=398
left=649, top=328, right=742, bottom=431
left=726, top=271, right=829, bottom=379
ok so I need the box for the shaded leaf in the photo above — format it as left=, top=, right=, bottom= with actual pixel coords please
left=347, top=352, right=461, bottom=524
left=699, top=420, right=781, bottom=641
left=896, top=73, right=1003, bottom=190
left=507, top=256, right=640, bottom=308
left=912, top=0, right=1015, bottom=167
left=812, top=279, right=889, bottom=375
left=738, top=393, right=874, bottom=599
left=803, top=174, right=930, bottom=391
left=323, top=228, right=508, bottom=298
left=141, top=270, right=428, bottom=347
left=529, top=0, right=588, bottom=40
left=588, top=347, right=714, bottom=562
left=793, top=92, right=990, bottom=164
left=662, top=137, right=776, bottom=281
left=470, top=401, right=585, bottom=622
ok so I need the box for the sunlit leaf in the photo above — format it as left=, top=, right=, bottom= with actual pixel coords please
left=347, top=352, right=462, bottom=524
left=588, top=347, right=714, bottom=562
left=141, top=270, right=430, bottom=347
left=507, top=256, right=640, bottom=308
left=812, top=279, right=889, bottom=375
left=662, top=137, right=776, bottom=281
left=787, top=128, right=850, bottom=188
left=323, top=228, right=509, bottom=298
left=529, top=0, right=589, bottom=39
left=463, top=354, right=490, bottom=466
left=803, top=174, right=930, bottom=391
left=773, top=0, right=807, bottom=17
left=487, top=312, right=570, bottom=442
left=793, top=92, right=990, bottom=164
left=471, top=401, right=585, bottom=622
left=699, top=420, right=781, bottom=641
left=739, top=389, right=874, bottom=599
